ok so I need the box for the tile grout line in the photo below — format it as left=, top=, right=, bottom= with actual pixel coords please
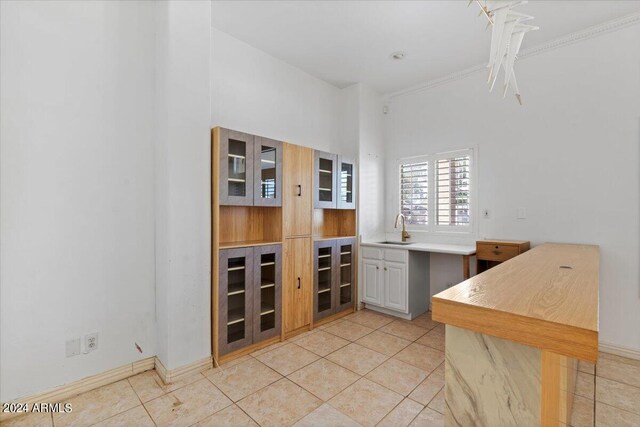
left=140, top=403, right=159, bottom=427
left=294, top=313, right=444, bottom=425
left=79, top=380, right=145, bottom=427
left=202, top=357, right=284, bottom=408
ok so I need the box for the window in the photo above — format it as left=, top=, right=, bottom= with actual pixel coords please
left=398, top=149, right=473, bottom=232
left=400, top=159, right=429, bottom=226
left=436, top=155, right=470, bottom=226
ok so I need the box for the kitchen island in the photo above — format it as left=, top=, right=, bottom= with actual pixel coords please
left=432, top=243, right=599, bottom=426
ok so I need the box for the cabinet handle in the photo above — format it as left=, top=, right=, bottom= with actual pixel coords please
left=297, top=277, right=301, bottom=289
left=297, top=185, right=302, bottom=197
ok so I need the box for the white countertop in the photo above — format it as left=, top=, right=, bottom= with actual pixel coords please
left=361, top=240, right=476, bottom=256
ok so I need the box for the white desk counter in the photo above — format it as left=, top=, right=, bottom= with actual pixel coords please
left=360, top=241, right=476, bottom=279
left=360, top=241, right=476, bottom=255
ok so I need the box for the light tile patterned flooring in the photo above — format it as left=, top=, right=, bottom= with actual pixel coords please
left=4, top=309, right=640, bottom=427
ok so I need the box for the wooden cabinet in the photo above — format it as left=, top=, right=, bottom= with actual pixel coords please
left=218, top=247, right=254, bottom=355
left=360, top=246, right=429, bottom=320
left=312, top=237, right=356, bottom=321
left=476, top=240, right=530, bottom=274
left=337, top=156, right=356, bottom=210
left=284, top=237, right=312, bottom=333
left=336, top=238, right=356, bottom=312
left=218, top=245, right=282, bottom=356
left=212, top=127, right=358, bottom=362
left=313, top=151, right=357, bottom=210
left=220, top=129, right=254, bottom=206
left=254, top=137, right=283, bottom=207
left=314, top=151, right=338, bottom=209
left=253, top=245, right=282, bottom=342
left=313, top=240, right=336, bottom=321
left=284, top=143, right=313, bottom=237
left=219, top=128, right=283, bottom=207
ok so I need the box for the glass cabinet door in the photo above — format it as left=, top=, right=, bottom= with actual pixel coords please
left=220, top=129, right=254, bottom=206
left=218, top=248, right=254, bottom=355
left=253, top=137, right=283, bottom=207
left=253, top=245, right=282, bottom=342
left=335, top=238, right=356, bottom=312
left=313, top=240, right=337, bottom=320
left=337, top=156, right=356, bottom=210
left=314, top=151, right=337, bottom=209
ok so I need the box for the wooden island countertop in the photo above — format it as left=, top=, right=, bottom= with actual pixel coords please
left=432, top=243, right=599, bottom=362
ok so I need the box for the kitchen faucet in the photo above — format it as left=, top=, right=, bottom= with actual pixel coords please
left=394, top=213, right=411, bottom=242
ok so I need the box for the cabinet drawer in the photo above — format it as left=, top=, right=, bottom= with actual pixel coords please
left=361, top=246, right=383, bottom=260
left=384, top=248, right=407, bottom=263
left=477, top=243, right=520, bottom=262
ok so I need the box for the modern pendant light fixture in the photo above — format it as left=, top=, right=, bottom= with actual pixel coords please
left=470, top=0, right=539, bottom=104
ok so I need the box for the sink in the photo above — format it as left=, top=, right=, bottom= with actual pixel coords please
left=376, top=241, right=414, bottom=246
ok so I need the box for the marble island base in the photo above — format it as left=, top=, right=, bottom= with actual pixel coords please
left=445, top=325, right=579, bottom=427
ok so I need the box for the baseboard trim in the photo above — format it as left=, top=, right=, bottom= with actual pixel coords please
left=600, top=341, right=640, bottom=361
left=0, top=356, right=155, bottom=422
left=364, top=303, right=413, bottom=320
left=154, top=356, right=213, bottom=384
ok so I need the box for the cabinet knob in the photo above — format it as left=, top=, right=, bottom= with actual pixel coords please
left=376, top=266, right=379, bottom=270
left=384, top=267, right=387, bottom=271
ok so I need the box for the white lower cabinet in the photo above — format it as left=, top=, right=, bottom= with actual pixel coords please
left=383, top=261, right=407, bottom=312
left=360, top=245, right=429, bottom=319
left=362, top=258, right=383, bottom=306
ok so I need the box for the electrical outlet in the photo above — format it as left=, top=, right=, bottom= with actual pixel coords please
left=65, top=338, right=81, bottom=357
left=84, top=332, right=99, bottom=353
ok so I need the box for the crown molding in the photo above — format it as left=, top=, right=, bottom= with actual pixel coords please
left=387, top=12, right=640, bottom=100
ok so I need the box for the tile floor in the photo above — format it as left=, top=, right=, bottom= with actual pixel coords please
left=4, top=309, right=640, bottom=427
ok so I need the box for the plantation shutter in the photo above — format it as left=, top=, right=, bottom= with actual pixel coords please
left=436, top=155, right=471, bottom=226
left=400, top=161, right=428, bottom=225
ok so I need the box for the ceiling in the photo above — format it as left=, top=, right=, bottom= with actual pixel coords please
left=211, top=1, right=640, bottom=94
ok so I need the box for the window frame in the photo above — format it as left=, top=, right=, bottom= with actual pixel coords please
left=396, top=148, right=476, bottom=235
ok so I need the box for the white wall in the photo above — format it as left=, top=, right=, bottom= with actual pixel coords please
left=154, top=1, right=212, bottom=370
left=0, top=1, right=156, bottom=401
left=358, top=85, right=386, bottom=237
left=383, top=24, right=640, bottom=352
left=211, top=28, right=352, bottom=157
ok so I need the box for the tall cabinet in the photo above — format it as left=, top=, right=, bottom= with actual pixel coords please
left=213, top=127, right=358, bottom=364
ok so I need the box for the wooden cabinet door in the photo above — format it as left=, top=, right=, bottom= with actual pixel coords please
left=334, top=237, right=356, bottom=313
left=362, top=258, right=383, bottom=306
left=253, top=244, right=282, bottom=343
left=219, top=247, right=254, bottom=355
left=254, top=137, right=283, bottom=207
left=284, top=237, right=312, bottom=333
left=283, top=143, right=313, bottom=237
left=384, top=261, right=408, bottom=313
left=313, top=240, right=337, bottom=321
left=219, top=128, right=254, bottom=206
left=337, top=156, right=356, bottom=210
left=314, top=150, right=337, bottom=209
